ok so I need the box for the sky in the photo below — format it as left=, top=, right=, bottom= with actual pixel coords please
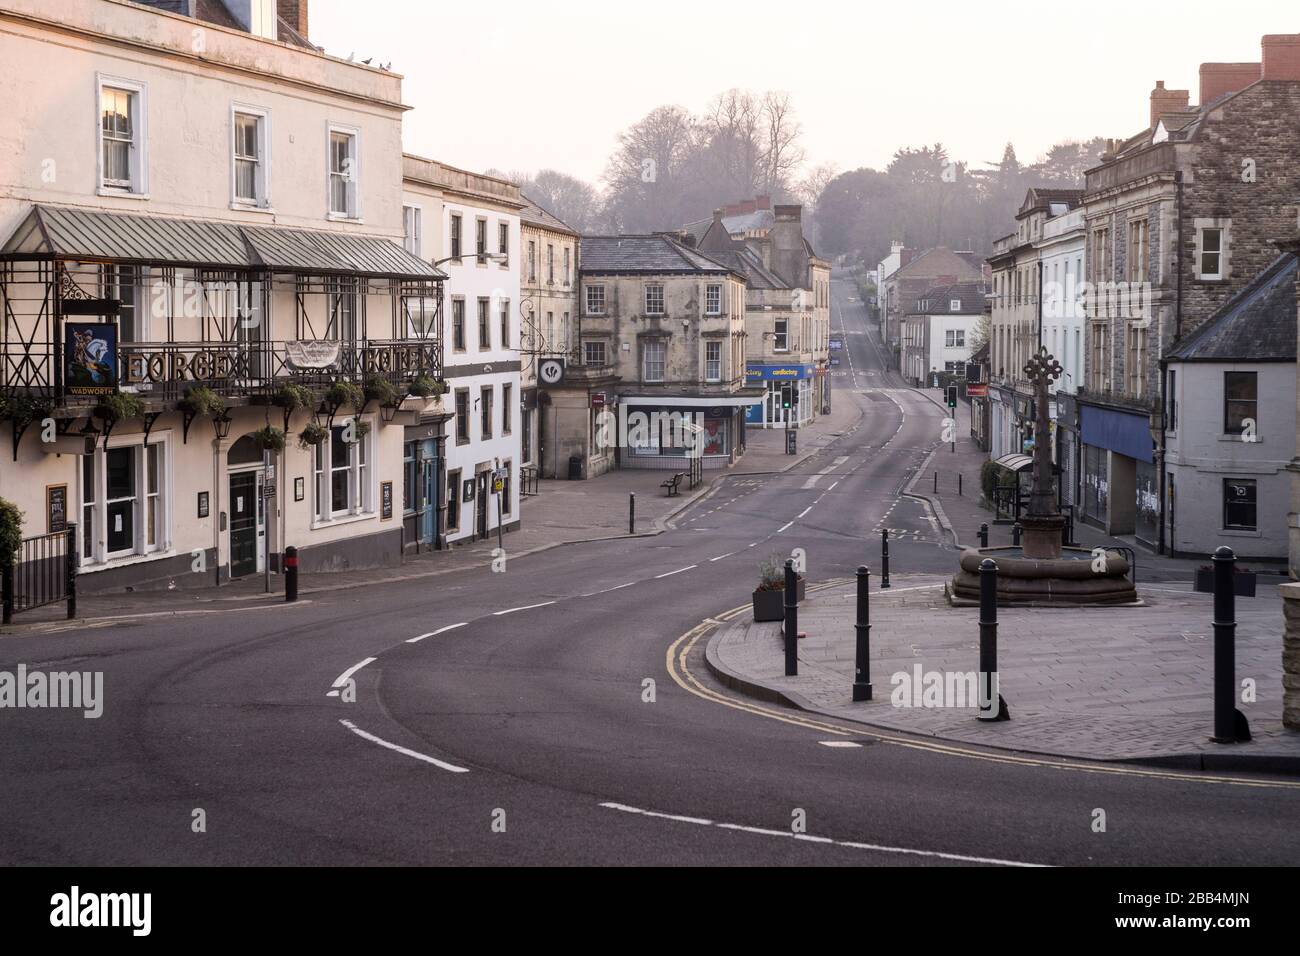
left=313, top=0, right=1296, bottom=187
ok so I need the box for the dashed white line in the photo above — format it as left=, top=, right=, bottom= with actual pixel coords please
left=656, top=565, right=698, bottom=579
left=584, top=581, right=635, bottom=597
left=828, top=481, right=839, bottom=491
left=797, top=507, right=812, bottom=519
left=710, top=552, right=736, bottom=562
left=339, top=719, right=469, bottom=774
left=818, top=741, right=863, bottom=748
left=493, top=601, right=556, bottom=616
left=776, top=521, right=794, bottom=533
left=327, top=657, right=376, bottom=696
left=599, top=802, right=1045, bottom=866
left=406, top=622, right=467, bottom=643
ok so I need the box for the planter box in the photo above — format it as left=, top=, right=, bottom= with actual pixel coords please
left=752, top=578, right=807, bottom=622
left=1193, top=567, right=1256, bottom=597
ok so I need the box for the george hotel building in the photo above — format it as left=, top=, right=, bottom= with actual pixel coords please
left=0, top=0, right=447, bottom=590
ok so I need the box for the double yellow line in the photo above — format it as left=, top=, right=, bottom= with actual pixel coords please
left=665, top=600, right=1300, bottom=791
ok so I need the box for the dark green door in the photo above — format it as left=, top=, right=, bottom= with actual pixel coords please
left=229, top=472, right=258, bottom=578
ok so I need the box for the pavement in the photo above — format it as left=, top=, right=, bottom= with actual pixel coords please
left=706, top=574, right=1300, bottom=772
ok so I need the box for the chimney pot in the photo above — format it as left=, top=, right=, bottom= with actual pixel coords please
left=1149, top=81, right=1190, bottom=128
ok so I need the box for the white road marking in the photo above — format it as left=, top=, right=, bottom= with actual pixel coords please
left=828, top=481, right=839, bottom=491
left=818, top=741, right=862, bottom=748
left=710, top=552, right=736, bottom=562
left=339, top=719, right=469, bottom=773
left=584, top=581, right=636, bottom=597
left=801, top=475, right=822, bottom=489
left=406, top=622, right=467, bottom=644
left=329, top=657, right=376, bottom=692
left=776, top=522, right=794, bottom=533
left=599, top=801, right=1046, bottom=866
left=493, top=601, right=556, bottom=616
left=656, top=565, right=698, bottom=579
left=797, top=507, right=812, bottom=519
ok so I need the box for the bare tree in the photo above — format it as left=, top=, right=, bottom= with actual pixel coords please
left=759, top=91, right=806, bottom=195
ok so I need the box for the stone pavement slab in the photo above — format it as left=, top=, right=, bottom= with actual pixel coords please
left=707, top=573, right=1300, bottom=771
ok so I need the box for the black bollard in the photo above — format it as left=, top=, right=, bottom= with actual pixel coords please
left=958, top=473, right=963, bottom=497
left=978, top=522, right=989, bottom=548
left=852, top=565, right=872, bottom=701
left=977, top=558, right=1009, bottom=722
left=1211, top=546, right=1250, bottom=743
left=1011, top=522, right=1022, bottom=547
left=284, top=546, right=299, bottom=603
left=880, top=529, right=891, bottom=589
left=629, top=493, right=636, bottom=535
left=783, top=559, right=798, bottom=677
left=933, top=471, right=938, bottom=494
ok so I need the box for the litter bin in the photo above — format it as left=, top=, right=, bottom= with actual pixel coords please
left=568, top=455, right=583, bottom=480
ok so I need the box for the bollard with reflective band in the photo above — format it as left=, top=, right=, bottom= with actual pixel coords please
left=284, top=546, right=299, bottom=603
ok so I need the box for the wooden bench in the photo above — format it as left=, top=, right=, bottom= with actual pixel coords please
left=660, top=472, right=687, bottom=497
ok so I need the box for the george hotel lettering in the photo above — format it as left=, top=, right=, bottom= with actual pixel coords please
left=361, top=342, right=438, bottom=376
left=121, top=348, right=249, bottom=385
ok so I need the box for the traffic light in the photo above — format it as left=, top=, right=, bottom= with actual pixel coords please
left=946, top=384, right=958, bottom=408
left=781, top=383, right=793, bottom=410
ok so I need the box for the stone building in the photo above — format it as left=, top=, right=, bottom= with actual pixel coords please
left=691, top=201, right=831, bottom=427
left=1080, top=34, right=1300, bottom=550
left=900, top=281, right=984, bottom=387
left=577, top=235, right=757, bottom=469
left=0, top=0, right=445, bottom=589
left=882, top=247, right=983, bottom=374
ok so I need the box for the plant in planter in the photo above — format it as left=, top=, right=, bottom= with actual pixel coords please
left=752, top=553, right=805, bottom=622
left=407, top=374, right=445, bottom=400
left=179, top=384, right=226, bottom=418
left=93, top=392, right=144, bottom=424
left=298, top=420, right=329, bottom=450
left=363, top=375, right=400, bottom=407
left=6, top=394, right=51, bottom=428
left=273, top=382, right=315, bottom=413
left=324, top=380, right=364, bottom=412
left=251, top=425, right=286, bottom=453
left=0, top=497, right=23, bottom=570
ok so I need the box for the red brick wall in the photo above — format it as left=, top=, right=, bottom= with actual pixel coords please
left=1199, top=63, right=1260, bottom=104
left=1263, top=34, right=1300, bottom=82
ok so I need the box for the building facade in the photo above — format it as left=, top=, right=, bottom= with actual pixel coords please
left=577, top=235, right=757, bottom=469
left=900, top=282, right=984, bottom=386
left=0, top=0, right=445, bottom=590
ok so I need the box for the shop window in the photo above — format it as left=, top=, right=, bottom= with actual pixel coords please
left=1223, top=479, right=1256, bottom=531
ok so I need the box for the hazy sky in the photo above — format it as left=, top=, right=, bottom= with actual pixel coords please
left=313, top=0, right=1294, bottom=187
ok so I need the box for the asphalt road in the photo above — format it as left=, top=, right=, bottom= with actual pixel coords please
left=2, top=275, right=1297, bottom=867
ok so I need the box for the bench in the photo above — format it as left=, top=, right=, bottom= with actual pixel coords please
left=660, top=472, right=686, bottom=497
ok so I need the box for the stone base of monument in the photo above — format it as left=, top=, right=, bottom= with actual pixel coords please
left=948, top=546, right=1140, bottom=607
left=1018, top=513, right=1067, bottom=559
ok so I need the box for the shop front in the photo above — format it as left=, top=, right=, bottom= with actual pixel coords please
left=1079, top=402, right=1155, bottom=538
left=743, top=362, right=814, bottom=428
left=616, top=395, right=758, bottom=470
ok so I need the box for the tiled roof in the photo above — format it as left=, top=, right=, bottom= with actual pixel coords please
left=1166, top=253, right=1297, bottom=362
left=579, top=235, right=734, bottom=275
left=703, top=246, right=788, bottom=290
left=907, top=280, right=986, bottom=314
left=519, top=195, right=577, bottom=235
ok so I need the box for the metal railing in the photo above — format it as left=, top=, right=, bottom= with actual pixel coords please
left=2, top=525, right=77, bottom=624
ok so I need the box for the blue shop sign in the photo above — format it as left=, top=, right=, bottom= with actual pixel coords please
left=746, top=363, right=813, bottom=382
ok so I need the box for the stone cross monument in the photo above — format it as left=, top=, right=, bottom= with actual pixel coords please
left=1019, top=346, right=1066, bottom=559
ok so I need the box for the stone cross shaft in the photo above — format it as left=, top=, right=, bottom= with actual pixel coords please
left=1023, top=347, right=1063, bottom=518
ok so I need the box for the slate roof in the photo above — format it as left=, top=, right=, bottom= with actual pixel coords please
left=579, top=235, right=735, bottom=275
left=1166, top=253, right=1297, bottom=362
left=907, top=280, right=987, bottom=315
left=701, top=246, right=788, bottom=290
left=519, top=196, right=577, bottom=236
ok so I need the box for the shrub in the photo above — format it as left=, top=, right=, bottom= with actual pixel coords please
left=981, top=458, right=1014, bottom=504
left=251, top=425, right=286, bottom=453
left=298, top=421, right=329, bottom=450
left=324, top=380, right=364, bottom=412
left=756, top=553, right=788, bottom=592
left=179, top=385, right=226, bottom=418
left=273, top=383, right=315, bottom=413
left=408, top=374, right=444, bottom=399
left=364, top=375, right=401, bottom=407
left=94, top=392, right=144, bottom=423
left=0, top=497, right=22, bottom=569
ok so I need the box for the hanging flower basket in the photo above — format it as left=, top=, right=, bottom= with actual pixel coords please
left=251, top=425, right=286, bottom=453
left=364, top=375, right=401, bottom=407
left=324, top=381, right=364, bottom=412
left=407, top=374, right=444, bottom=399
left=298, top=421, right=329, bottom=450
left=178, top=385, right=226, bottom=419
left=273, top=382, right=315, bottom=413
left=94, top=392, right=144, bottom=424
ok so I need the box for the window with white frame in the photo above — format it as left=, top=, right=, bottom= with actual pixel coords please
left=946, top=329, right=965, bottom=348
left=586, top=284, right=605, bottom=314
left=705, top=340, right=722, bottom=382
left=546, top=244, right=555, bottom=283
left=328, top=126, right=359, bottom=218
left=1197, top=223, right=1228, bottom=280
left=500, top=298, right=511, bottom=349
left=232, top=108, right=269, bottom=207
left=643, top=340, right=666, bottom=382
left=644, top=284, right=664, bottom=315
left=450, top=214, right=463, bottom=261
left=403, top=204, right=422, bottom=256
left=99, top=78, right=146, bottom=194
left=706, top=284, right=722, bottom=315
left=584, top=340, right=607, bottom=366
left=774, top=317, right=788, bottom=351
left=527, top=240, right=536, bottom=282
left=80, top=438, right=167, bottom=565
left=314, top=423, right=371, bottom=521
left=950, top=299, right=961, bottom=312
left=476, top=219, right=488, bottom=264
left=498, top=222, right=510, bottom=265
left=563, top=247, right=571, bottom=285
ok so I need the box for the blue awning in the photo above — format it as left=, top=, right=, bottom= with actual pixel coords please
left=1080, top=405, right=1153, bottom=463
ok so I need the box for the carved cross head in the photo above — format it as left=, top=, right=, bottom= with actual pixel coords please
left=1023, top=346, right=1063, bottom=387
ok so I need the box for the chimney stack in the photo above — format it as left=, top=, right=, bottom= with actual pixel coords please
left=1262, top=34, right=1300, bottom=82
left=1199, top=62, right=1260, bottom=104
left=1149, top=80, right=1190, bottom=128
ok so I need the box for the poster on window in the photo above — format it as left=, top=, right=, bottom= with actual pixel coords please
left=702, top=418, right=728, bottom=456
left=64, top=322, right=118, bottom=395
